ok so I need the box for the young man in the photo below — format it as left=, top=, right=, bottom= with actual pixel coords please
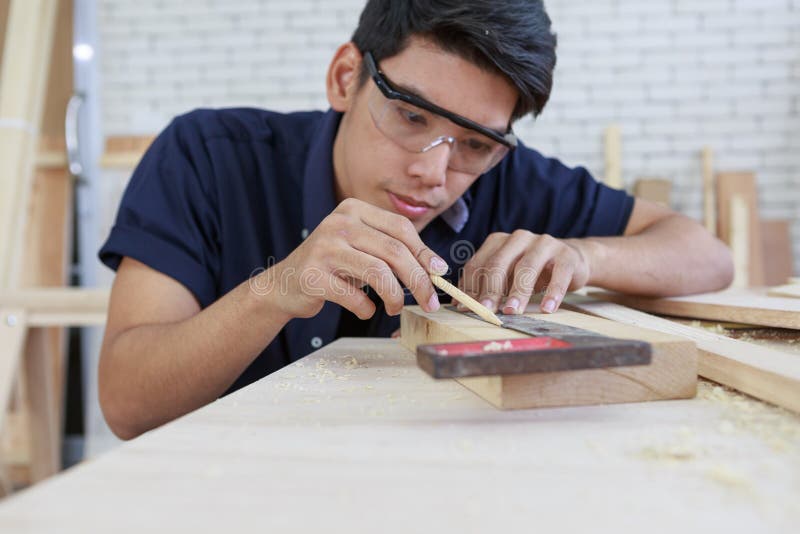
left=98, top=0, right=733, bottom=439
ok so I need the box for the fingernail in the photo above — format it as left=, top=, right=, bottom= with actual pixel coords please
left=427, top=293, right=440, bottom=312
left=503, top=297, right=519, bottom=314
left=481, top=299, right=494, bottom=312
left=430, top=256, right=449, bottom=275
left=542, top=298, right=556, bottom=313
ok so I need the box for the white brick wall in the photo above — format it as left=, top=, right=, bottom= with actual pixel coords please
left=97, top=0, right=800, bottom=272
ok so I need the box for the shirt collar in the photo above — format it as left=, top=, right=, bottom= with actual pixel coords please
left=303, top=109, right=472, bottom=235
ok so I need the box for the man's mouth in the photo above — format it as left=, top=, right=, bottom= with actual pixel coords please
left=387, top=191, right=434, bottom=218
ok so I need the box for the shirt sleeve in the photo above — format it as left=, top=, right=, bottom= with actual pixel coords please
left=494, top=145, right=635, bottom=238
left=98, top=114, right=221, bottom=308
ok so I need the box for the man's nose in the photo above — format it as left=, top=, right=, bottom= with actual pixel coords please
left=408, top=138, right=452, bottom=187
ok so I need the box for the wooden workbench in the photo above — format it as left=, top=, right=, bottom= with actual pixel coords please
left=0, top=338, right=798, bottom=532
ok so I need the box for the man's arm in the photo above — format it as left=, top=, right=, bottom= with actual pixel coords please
left=575, top=197, right=734, bottom=296
left=99, top=198, right=448, bottom=440
left=458, top=198, right=733, bottom=315
left=99, top=257, right=293, bottom=440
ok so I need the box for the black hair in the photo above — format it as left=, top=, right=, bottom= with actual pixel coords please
left=351, top=0, right=557, bottom=121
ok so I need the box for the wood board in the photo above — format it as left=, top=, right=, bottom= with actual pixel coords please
left=715, top=172, right=765, bottom=286
left=768, top=284, right=800, bottom=299
left=633, top=178, right=671, bottom=207
left=0, top=0, right=58, bottom=289
left=701, top=147, right=715, bottom=236
left=400, top=306, right=696, bottom=410
left=565, top=296, right=800, bottom=414
left=760, top=219, right=793, bottom=286
left=0, top=338, right=798, bottom=531
left=589, top=288, right=800, bottom=329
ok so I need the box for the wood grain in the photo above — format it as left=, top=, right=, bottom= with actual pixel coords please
left=0, top=0, right=58, bottom=289
left=400, top=306, right=696, bottom=409
left=566, top=296, right=800, bottom=414
left=590, top=288, right=800, bottom=329
left=1, top=338, right=796, bottom=532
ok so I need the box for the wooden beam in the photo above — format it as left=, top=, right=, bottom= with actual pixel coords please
left=767, top=284, right=800, bottom=299
left=730, top=194, right=750, bottom=288
left=0, top=309, right=26, bottom=445
left=701, top=147, right=715, bottom=236
left=0, top=0, right=9, bottom=70
left=760, top=219, right=794, bottom=287
left=400, top=306, right=696, bottom=410
left=603, top=125, right=622, bottom=189
left=715, top=172, right=765, bottom=286
left=21, top=328, right=60, bottom=482
left=589, top=288, right=800, bottom=329
left=565, top=296, right=800, bottom=414
left=0, top=0, right=58, bottom=289
left=100, top=135, right=156, bottom=168
left=0, top=288, right=109, bottom=313
left=0, top=308, right=27, bottom=493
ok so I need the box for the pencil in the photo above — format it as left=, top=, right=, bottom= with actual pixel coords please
left=429, top=274, right=504, bottom=327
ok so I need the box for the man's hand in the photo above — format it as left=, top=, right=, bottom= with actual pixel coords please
left=457, top=230, right=591, bottom=315
left=257, top=198, right=449, bottom=320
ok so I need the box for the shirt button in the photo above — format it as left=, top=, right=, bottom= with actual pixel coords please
left=310, top=336, right=323, bottom=349
left=301, top=228, right=309, bottom=239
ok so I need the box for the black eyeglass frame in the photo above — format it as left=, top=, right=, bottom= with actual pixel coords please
left=363, top=51, right=518, bottom=150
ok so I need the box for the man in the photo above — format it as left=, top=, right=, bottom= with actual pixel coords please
left=98, top=0, right=733, bottom=439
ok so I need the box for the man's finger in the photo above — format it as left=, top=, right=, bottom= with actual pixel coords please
left=541, top=261, right=574, bottom=314
left=356, top=201, right=450, bottom=276
left=331, top=248, right=407, bottom=316
left=346, top=225, right=440, bottom=313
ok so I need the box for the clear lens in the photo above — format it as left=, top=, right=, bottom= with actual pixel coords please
left=368, top=90, right=508, bottom=174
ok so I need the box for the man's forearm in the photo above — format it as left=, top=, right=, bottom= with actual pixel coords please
left=573, top=214, right=734, bottom=297
left=100, top=276, right=290, bottom=439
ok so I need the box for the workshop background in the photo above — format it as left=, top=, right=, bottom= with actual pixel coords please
left=5, top=0, right=799, bottom=468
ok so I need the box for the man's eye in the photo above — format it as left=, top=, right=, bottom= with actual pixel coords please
left=463, top=137, right=492, bottom=154
left=398, top=107, right=428, bottom=126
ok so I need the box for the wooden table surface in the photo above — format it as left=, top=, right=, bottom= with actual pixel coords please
left=0, top=338, right=798, bottom=533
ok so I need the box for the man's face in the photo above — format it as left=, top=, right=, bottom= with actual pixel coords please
left=331, top=38, right=519, bottom=232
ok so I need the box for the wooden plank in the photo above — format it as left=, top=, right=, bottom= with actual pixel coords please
left=400, top=306, right=696, bottom=409
left=0, top=309, right=26, bottom=445
left=0, top=308, right=26, bottom=494
left=760, top=219, right=793, bottom=286
left=701, top=147, right=715, bottom=236
left=565, top=296, right=800, bottom=414
left=632, top=178, right=671, bottom=207
left=730, top=194, right=750, bottom=287
left=715, top=172, right=765, bottom=286
left=0, top=0, right=58, bottom=289
left=100, top=135, right=155, bottom=168
left=21, top=328, right=60, bottom=482
left=0, top=338, right=798, bottom=531
left=0, top=0, right=9, bottom=69
left=590, top=288, right=800, bottom=329
left=0, top=288, right=110, bottom=313
left=603, top=124, right=622, bottom=189
left=767, top=284, right=800, bottom=299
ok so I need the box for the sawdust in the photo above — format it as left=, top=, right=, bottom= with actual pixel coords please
left=697, top=381, right=800, bottom=453
left=637, top=426, right=705, bottom=462
left=705, top=464, right=751, bottom=490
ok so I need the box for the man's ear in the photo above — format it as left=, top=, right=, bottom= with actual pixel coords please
left=326, top=42, right=363, bottom=112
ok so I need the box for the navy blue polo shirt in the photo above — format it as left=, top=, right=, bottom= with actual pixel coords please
left=99, top=108, right=634, bottom=394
